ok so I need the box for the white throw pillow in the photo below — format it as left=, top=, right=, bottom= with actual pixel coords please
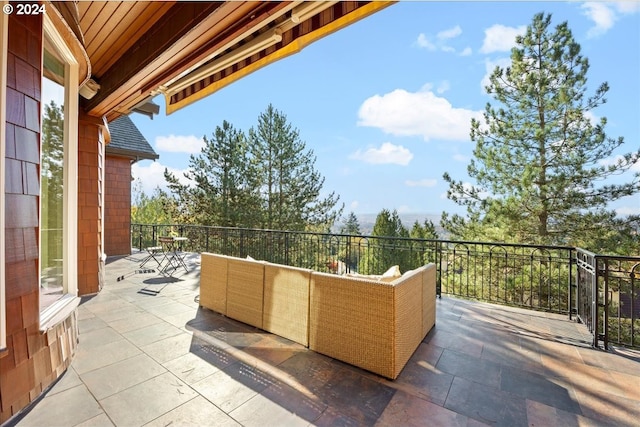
left=378, top=265, right=401, bottom=283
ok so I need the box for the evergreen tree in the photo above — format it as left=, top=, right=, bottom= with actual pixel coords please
left=442, top=13, right=639, bottom=249
left=165, top=120, right=259, bottom=227
left=41, top=101, right=64, bottom=269
left=359, top=209, right=411, bottom=274
left=341, top=212, right=361, bottom=235
left=409, top=219, right=438, bottom=240
left=248, top=104, right=343, bottom=231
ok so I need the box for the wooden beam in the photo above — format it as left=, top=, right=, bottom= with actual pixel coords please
left=83, top=1, right=223, bottom=113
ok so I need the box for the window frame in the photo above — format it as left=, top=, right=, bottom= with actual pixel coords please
left=39, top=15, right=80, bottom=330
left=0, top=3, right=8, bottom=351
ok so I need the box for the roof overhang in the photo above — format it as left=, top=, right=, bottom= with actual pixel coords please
left=58, top=1, right=395, bottom=121
left=159, top=1, right=394, bottom=115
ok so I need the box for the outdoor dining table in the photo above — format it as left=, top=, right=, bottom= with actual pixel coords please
left=158, top=236, right=189, bottom=274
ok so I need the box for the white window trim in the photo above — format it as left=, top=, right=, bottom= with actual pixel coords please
left=40, top=15, right=79, bottom=331
left=1, top=3, right=8, bottom=351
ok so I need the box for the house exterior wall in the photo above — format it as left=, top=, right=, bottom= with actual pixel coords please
left=77, top=114, right=105, bottom=295
left=0, top=13, right=78, bottom=423
left=104, top=156, right=132, bottom=256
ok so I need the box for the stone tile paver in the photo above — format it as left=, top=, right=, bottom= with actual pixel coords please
left=10, top=253, right=640, bottom=427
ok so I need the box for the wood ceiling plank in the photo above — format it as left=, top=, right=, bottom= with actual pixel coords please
left=78, top=1, right=104, bottom=25
left=78, top=2, right=107, bottom=33
left=84, top=2, right=141, bottom=61
left=90, top=2, right=176, bottom=76
left=84, top=1, right=225, bottom=114
left=82, top=1, right=122, bottom=52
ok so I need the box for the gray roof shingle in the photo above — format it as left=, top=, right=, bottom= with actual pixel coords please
left=107, top=115, right=159, bottom=160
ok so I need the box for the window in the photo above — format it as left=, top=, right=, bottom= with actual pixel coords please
left=0, top=4, right=8, bottom=351
left=39, top=16, right=79, bottom=327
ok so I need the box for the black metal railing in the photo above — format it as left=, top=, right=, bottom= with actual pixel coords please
left=130, top=223, right=639, bottom=349
left=132, top=224, right=573, bottom=310
left=576, top=248, right=640, bottom=349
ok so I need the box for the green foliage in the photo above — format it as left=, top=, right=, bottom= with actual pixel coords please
left=41, top=101, right=64, bottom=269
left=442, top=12, right=640, bottom=253
left=248, top=104, right=343, bottom=230
left=358, top=209, right=412, bottom=274
left=164, top=105, right=343, bottom=231
left=131, top=180, right=176, bottom=225
left=340, top=212, right=361, bottom=235
left=164, top=120, right=258, bottom=226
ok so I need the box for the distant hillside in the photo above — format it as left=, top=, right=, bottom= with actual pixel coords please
left=334, top=213, right=447, bottom=238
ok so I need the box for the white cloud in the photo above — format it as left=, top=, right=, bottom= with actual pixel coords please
left=155, top=134, right=204, bottom=154
left=599, top=155, right=640, bottom=172
left=349, top=201, right=359, bottom=211
left=584, top=111, right=599, bottom=125
left=349, top=142, right=413, bottom=166
left=131, top=161, right=192, bottom=194
left=459, top=47, right=472, bottom=56
left=444, top=181, right=490, bottom=201
left=437, top=25, right=462, bottom=40
left=481, top=57, right=512, bottom=93
left=582, top=2, right=616, bottom=37
left=616, top=206, right=640, bottom=216
left=397, top=205, right=412, bottom=213
left=581, top=1, right=640, bottom=38
left=453, top=154, right=469, bottom=162
left=405, top=179, right=437, bottom=187
left=416, top=33, right=436, bottom=50
left=357, top=87, right=482, bottom=142
left=415, top=25, right=464, bottom=54
left=480, top=24, right=526, bottom=54
left=615, top=1, right=640, bottom=14
left=436, top=81, right=450, bottom=94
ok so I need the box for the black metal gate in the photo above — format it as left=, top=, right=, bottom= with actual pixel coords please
left=575, top=248, right=640, bottom=349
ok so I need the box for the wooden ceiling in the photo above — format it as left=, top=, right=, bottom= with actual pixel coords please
left=51, top=1, right=394, bottom=121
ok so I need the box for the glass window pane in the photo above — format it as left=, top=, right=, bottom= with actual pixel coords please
left=40, top=52, right=65, bottom=311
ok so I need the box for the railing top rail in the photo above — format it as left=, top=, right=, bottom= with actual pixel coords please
left=131, top=223, right=577, bottom=252
left=576, top=246, right=640, bottom=262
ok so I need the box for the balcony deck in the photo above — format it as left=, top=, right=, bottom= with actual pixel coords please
left=11, top=253, right=640, bottom=427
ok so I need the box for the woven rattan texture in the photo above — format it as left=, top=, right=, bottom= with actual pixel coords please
left=200, top=253, right=228, bottom=315
left=392, top=268, right=424, bottom=377
left=226, top=258, right=265, bottom=328
left=263, top=264, right=312, bottom=346
left=309, top=272, right=396, bottom=378
left=422, top=265, right=436, bottom=336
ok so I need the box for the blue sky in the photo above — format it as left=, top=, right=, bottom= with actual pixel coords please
left=129, top=1, right=640, bottom=218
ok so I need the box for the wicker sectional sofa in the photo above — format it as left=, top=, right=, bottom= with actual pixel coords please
left=199, top=253, right=436, bottom=379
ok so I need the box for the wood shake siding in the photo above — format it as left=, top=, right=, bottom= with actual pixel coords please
left=77, top=114, right=105, bottom=295
left=0, top=14, right=78, bottom=423
left=104, top=156, right=132, bottom=256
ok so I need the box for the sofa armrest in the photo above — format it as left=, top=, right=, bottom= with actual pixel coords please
left=200, top=252, right=229, bottom=315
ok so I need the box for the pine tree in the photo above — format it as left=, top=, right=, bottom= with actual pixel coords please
left=409, top=219, right=438, bottom=240
left=442, top=13, right=639, bottom=249
left=41, top=101, right=64, bottom=269
left=359, top=209, right=411, bottom=274
left=341, top=212, right=361, bottom=235
left=165, top=120, right=259, bottom=226
left=248, top=104, right=343, bottom=231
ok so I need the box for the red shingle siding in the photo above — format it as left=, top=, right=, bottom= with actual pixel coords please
left=1, top=14, right=78, bottom=424
left=104, top=156, right=132, bottom=256
left=77, top=115, right=105, bottom=296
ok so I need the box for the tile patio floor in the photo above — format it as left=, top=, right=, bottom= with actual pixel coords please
left=9, top=253, right=640, bottom=427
